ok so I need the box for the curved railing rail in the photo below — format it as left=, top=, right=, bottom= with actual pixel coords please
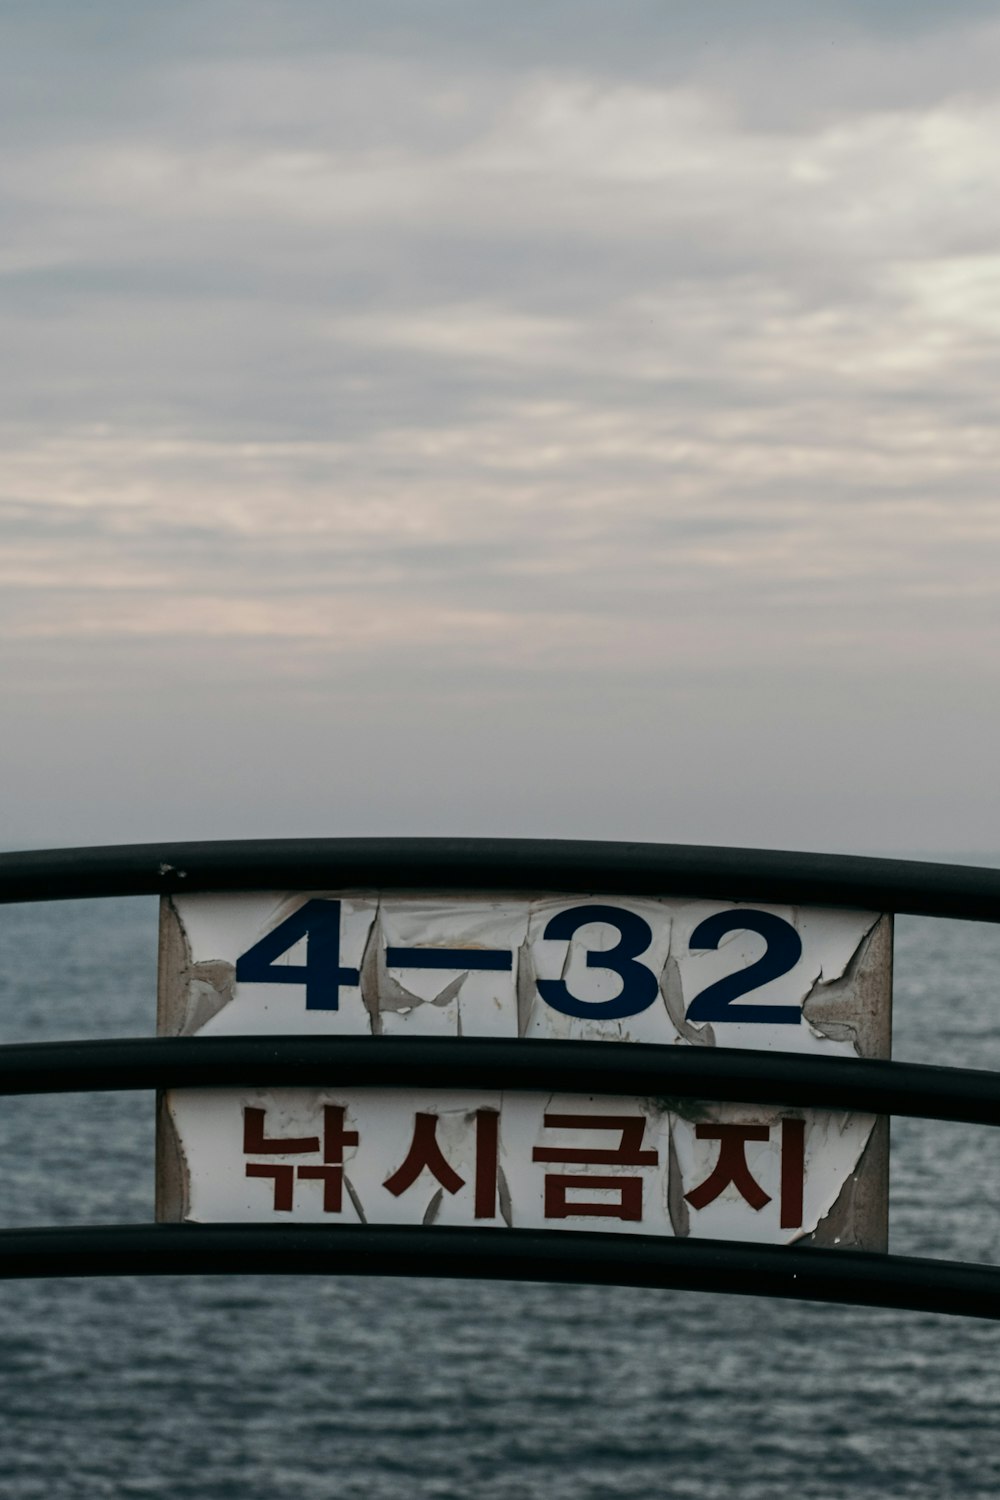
left=1, top=837, right=1000, bottom=921
left=0, top=1036, right=995, bottom=1127
left=0, top=1224, right=995, bottom=1320
left=0, top=839, right=997, bottom=1318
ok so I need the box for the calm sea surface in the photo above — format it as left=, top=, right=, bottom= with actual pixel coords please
left=0, top=893, right=996, bottom=1499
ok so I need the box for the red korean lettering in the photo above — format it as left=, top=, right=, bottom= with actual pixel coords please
left=684, top=1117, right=805, bottom=1228
left=243, top=1104, right=358, bottom=1213
left=532, top=1113, right=658, bottom=1222
left=296, top=1106, right=361, bottom=1212
left=779, top=1117, right=805, bottom=1229
left=383, top=1109, right=500, bottom=1218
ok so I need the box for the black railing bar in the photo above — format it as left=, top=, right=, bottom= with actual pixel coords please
left=0, top=1036, right=996, bottom=1127
left=0, top=1224, right=995, bottom=1318
left=2, top=838, right=1000, bottom=921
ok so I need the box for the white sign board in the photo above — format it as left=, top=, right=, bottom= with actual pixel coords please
left=157, top=891, right=892, bottom=1248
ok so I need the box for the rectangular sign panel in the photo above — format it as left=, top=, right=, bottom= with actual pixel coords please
left=157, top=891, right=892, bottom=1248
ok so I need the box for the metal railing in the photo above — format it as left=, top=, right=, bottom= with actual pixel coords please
left=0, top=838, right=997, bottom=1319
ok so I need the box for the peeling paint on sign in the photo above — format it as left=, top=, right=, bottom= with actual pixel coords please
left=160, top=1087, right=877, bottom=1247
left=157, top=891, right=892, bottom=1249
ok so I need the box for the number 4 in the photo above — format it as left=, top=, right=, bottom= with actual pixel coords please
left=235, top=899, right=359, bottom=1011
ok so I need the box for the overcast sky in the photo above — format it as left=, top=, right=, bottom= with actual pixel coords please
left=2, top=2, right=999, bottom=855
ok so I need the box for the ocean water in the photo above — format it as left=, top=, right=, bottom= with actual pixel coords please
left=0, top=894, right=996, bottom=1500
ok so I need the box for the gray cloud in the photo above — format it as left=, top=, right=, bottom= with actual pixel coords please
left=2, top=3, right=999, bottom=851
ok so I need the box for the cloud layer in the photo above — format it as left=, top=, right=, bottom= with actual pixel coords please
left=2, top=5, right=999, bottom=850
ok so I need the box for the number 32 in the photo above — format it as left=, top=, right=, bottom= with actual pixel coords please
left=537, top=905, right=803, bottom=1025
